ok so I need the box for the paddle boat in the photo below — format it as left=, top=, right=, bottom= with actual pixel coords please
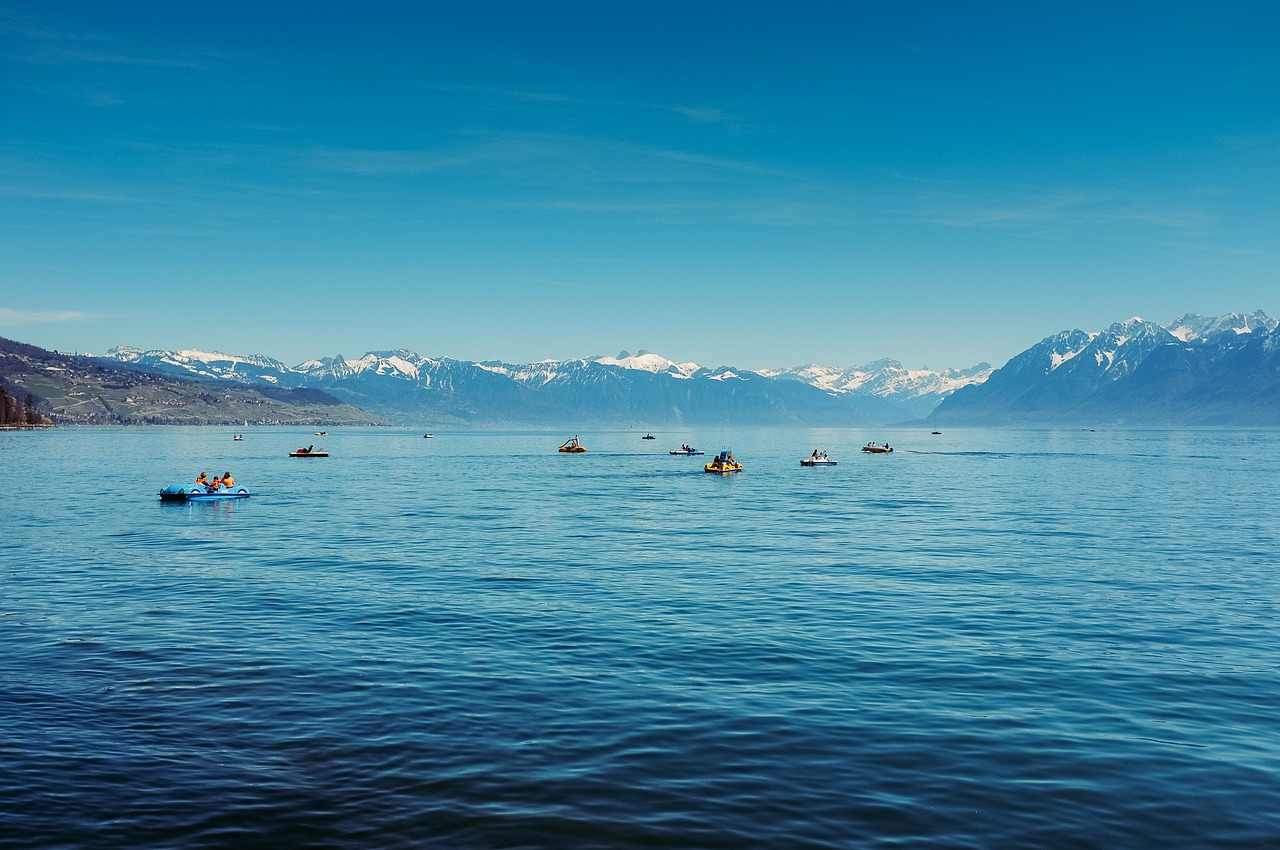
left=159, top=484, right=250, bottom=502
left=424, top=433, right=433, bottom=438
left=290, top=445, right=329, bottom=457
left=233, top=434, right=244, bottom=441
left=315, top=431, right=327, bottom=436
left=704, top=450, right=742, bottom=473
left=862, top=442, right=893, bottom=454
left=670, top=445, right=706, bottom=456
left=801, top=450, right=837, bottom=466
left=559, top=436, right=586, bottom=453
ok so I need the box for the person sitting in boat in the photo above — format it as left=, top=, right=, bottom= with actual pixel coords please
left=221, top=471, right=234, bottom=488
left=196, top=471, right=210, bottom=487
left=812, top=449, right=820, bottom=459
left=208, top=475, right=224, bottom=492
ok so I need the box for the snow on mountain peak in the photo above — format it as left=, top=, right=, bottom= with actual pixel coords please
left=1167, top=310, right=1276, bottom=342
left=595, top=350, right=701, bottom=378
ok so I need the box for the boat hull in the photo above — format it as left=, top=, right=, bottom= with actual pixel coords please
left=290, top=451, right=329, bottom=457
left=670, top=450, right=706, bottom=456
left=800, top=460, right=838, bottom=466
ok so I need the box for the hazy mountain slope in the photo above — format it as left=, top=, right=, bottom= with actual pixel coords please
left=0, top=337, right=387, bottom=426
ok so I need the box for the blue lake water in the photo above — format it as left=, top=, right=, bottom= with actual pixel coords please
left=3, top=425, right=1280, bottom=848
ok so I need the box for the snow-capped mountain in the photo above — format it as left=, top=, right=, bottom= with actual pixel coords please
left=93, top=311, right=1276, bottom=426
left=760, top=358, right=993, bottom=418
left=595, top=350, right=701, bottom=379
left=1166, top=310, right=1278, bottom=343
left=90, top=346, right=980, bottom=426
left=102, top=346, right=302, bottom=386
left=931, top=310, right=1280, bottom=425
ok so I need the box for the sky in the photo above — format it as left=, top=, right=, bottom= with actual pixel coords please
left=2, top=1, right=1278, bottom=371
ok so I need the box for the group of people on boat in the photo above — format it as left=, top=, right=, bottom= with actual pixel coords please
left=810, top=449, right=829, bottom=460
left=296, top=445, right=316, bottom=455
left=195, top=470, right=235, bottom=493
left=705, top=450, right=742, bottom=473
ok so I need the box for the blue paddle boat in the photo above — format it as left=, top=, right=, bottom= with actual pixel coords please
left=159, top=484, right=251, bottom=502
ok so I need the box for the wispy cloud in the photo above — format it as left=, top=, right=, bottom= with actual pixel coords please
left=0, top=308, right=90, bottom=325
left=307, top=146, right=495, bottom=175
left=924, top=186, right=1211, bottom=232
left=34, top=46, right=208, bottom=70
left=1, top=8, right=210, bottom=72
left=424, top=82, right=745, bottom=127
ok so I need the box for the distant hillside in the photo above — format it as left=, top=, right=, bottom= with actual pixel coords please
left=929, top=311, right=1280, bottom=426
left=0, top=337, right=388, bottom=426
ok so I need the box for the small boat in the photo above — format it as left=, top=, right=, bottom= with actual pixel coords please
left=290, top=446, right=329, bottom=457
left=704, top=450, right=742, bottom=473
left=159, top=484, right=250, bottom=502
left=931, top=431, right=941, bottom=435
left=315, top=431, right=327, bottom=436
left=559, top=436, right=586, bottom=453
left=862, top=442, right=893, bottom=454
left=233, top=434, right=244, bottom=441
left=642, top=433, right=656, bottom=440
left=800, top=451, right=837, bottom=466
left=670, top=445, right=706, bottom=456
left=424, top=433, right=433, bottom=438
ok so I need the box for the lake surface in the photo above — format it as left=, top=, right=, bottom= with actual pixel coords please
left=4, top=425, right=1280, bottom=849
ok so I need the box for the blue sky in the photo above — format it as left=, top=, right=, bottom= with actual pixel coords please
left=2, top=2, right=1277, bottom=371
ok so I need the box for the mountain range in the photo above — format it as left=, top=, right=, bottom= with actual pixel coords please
left=89, top=347, right=991, bottom=426
left=930, top=310, right=1280, bottom=426
left=4, top=309, right=1275, bottom=427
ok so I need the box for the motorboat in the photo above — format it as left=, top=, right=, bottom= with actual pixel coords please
left=800, top=451, right=837, bottom=466
left=670, top=445, right=706, bottom=456
left=559, top=436, right=586, bottom=453
left=159, top=484, right=250, bottom=501
left=862, top=442, right=893, bottom=454
left=704, top=450, right=742, bottom=473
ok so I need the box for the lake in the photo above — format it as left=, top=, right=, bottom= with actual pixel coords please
left=3, top=425, right=1279, bottom=848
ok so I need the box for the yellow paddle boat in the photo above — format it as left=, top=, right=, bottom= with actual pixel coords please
left=559, top=436, right=587, bottom=453
left=704, top=450, right=742, bottom=473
